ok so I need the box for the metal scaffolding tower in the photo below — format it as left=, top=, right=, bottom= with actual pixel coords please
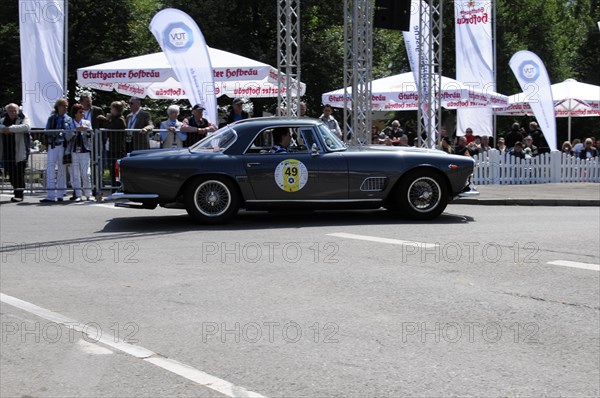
left=417, top=0, right=443, bottom=148
left=343, top=0, right=373, bottom=145
left=277, top=0, right=301, bottom=117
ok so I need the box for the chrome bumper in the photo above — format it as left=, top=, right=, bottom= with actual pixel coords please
left=458, top=189, right=480, bottom=197
left=111, top=193, right=159, bottom=201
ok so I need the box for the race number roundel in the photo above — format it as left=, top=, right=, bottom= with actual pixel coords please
left=275, top=159, right=308, bottom=192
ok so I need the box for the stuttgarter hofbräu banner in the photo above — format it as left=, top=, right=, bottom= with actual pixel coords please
left=403, top=0, right=435, bottom=147
left=150, top=8, right=217, bottom=124
left=19, top=0, right=65, bottom=128
left=509, top=50, right=557, bottom=150
left=455, top=0, right=494, bottom=137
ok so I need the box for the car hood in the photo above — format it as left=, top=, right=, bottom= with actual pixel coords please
left=345, top=145, right=446, bottom=156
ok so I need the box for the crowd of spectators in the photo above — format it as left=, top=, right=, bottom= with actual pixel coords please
left=370, top=119, right=599, bottom=161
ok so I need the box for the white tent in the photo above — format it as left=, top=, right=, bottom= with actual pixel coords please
left=77, top=48, right=305, bottom=99
left=495, top=78, right=600, bottom=141
left=321, top=72, right=508, bottom=111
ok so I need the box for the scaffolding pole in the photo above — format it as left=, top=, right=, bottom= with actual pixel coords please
left=417, top=0, right=443, bottom=148
left=343, top=0, right=372, bottom=145
left=277, top=0, right=301, bottom=117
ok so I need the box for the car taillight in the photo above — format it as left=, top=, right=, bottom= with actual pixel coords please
left=115, top=160, right=120, bottom=182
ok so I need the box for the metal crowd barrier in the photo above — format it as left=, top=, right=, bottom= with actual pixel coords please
left=1, top=128, right=198, bottom=197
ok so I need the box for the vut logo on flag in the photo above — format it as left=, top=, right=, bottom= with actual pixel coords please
left=518, top=61, right=540, bottom=82
left=164, top=22, right=193, bottom=51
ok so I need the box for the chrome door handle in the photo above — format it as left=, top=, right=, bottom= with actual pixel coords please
left=246, top=162, right=261, bottom=167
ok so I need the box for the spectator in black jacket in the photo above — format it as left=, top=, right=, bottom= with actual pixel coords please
left=505, top=122, right=523, bottom=149
left=529, top=121, right=550, bottom=153
left=225, top=98, right=249, bottom=124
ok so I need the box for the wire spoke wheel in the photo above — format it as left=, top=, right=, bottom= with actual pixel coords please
left=193, top=180, right=231, bottom=217
left=407, top=177, right=441, bottom=212
left=185, top=177, right=239, bottom=224
left=391, top=170, right=448, bottom=220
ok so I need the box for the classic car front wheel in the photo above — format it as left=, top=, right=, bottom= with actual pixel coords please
left=184, top=177, right=240, bottom=224
left=394, top=170, right=448, bottom=220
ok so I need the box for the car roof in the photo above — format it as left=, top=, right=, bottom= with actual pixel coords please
left=230, top=116, right=322, bottom=128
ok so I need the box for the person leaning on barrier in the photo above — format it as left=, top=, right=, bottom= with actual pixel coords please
left=125, top=96, right=154, bottom=152
left=159, top=105, right=186, bottom=148
left=181, top=104, right=217, bottom=146
left=65, top=104, right=93, bottom=201
left=496, top=137, right=507, bottom=153
left=40, top=98, right=73, bottom=203
left=579, top=138, right=599, bottom=160
left=0, top=103, right=30, bottom=202
left=523, top=135, right=538, bottom=157
left=509, top=141, right=526, bottom=159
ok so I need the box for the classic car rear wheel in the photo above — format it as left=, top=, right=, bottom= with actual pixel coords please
left=184, top=177, right=239, bottom=224
left=395, top=170, right=448, bottom=220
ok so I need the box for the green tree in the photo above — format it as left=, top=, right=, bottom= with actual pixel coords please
left=0, top=1, right=22, bottom=105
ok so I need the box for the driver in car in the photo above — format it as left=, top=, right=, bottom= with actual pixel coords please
left=271, top=127, right=293, bottom=153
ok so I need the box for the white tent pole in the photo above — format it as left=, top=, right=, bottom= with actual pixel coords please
left=567, top=97, right=572, bottom=143
left=63, top=0, right=68, bottom=97
left=493, top=0, right=497, bottom=145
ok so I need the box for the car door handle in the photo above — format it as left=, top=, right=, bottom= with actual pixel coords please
left=246, top=162, right=261, bottom=167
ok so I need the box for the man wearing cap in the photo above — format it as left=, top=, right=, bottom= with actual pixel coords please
left=181, top=104, right=218, bottom=146
left=225, top=98, right=249, bottom=124
left=125, top=97, right=154, bottom=152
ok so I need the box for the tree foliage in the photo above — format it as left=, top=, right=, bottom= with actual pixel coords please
left=0, top=0, right=597, bottom=136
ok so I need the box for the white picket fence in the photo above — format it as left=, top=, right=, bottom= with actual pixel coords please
left=472, top=151, right=600, bottom=185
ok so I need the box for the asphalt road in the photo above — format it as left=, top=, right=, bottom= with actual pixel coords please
left=1, top=196, right=599, bottom=397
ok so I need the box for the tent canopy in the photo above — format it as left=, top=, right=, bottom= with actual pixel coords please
left=495, top=78, right=600, bottom=142
left=495, top=78, right=600, bottom=117
left=77, top=48, right=305, bottom=99
left=322, top=72, right=508, bottom=111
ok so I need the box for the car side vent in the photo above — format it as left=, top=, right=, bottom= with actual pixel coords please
left=360, top=177, right=388, bottom=192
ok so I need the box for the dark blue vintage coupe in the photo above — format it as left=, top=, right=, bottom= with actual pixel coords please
left=113, top=117, right=478, bottom=223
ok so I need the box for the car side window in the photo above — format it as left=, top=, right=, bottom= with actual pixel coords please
left=245, top=127, right=309, bottom=155
left=299, top=128, right=322, bottom=152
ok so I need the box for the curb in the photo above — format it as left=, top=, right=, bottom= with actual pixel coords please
left=452, top=198, right=600, bottom=206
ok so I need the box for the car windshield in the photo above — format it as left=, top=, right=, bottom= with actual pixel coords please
left=190, top=127, right=237, bottom=153
left=317, top=123, right=346, bottom=151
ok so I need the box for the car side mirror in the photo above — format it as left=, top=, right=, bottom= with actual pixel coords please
left=311, top=143, right=319, bottom=156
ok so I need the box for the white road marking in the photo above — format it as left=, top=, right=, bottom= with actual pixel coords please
left=327, top=232, right=438, bottom=249
left=0, top=293, right=267, bottom=398
left=78, top=339, right=113, bottom=355
left=92, top=203, right=125, bottom=210
left=547, top=260, right=600, bottom=272
left=0, top=194, right=122, bottom=209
